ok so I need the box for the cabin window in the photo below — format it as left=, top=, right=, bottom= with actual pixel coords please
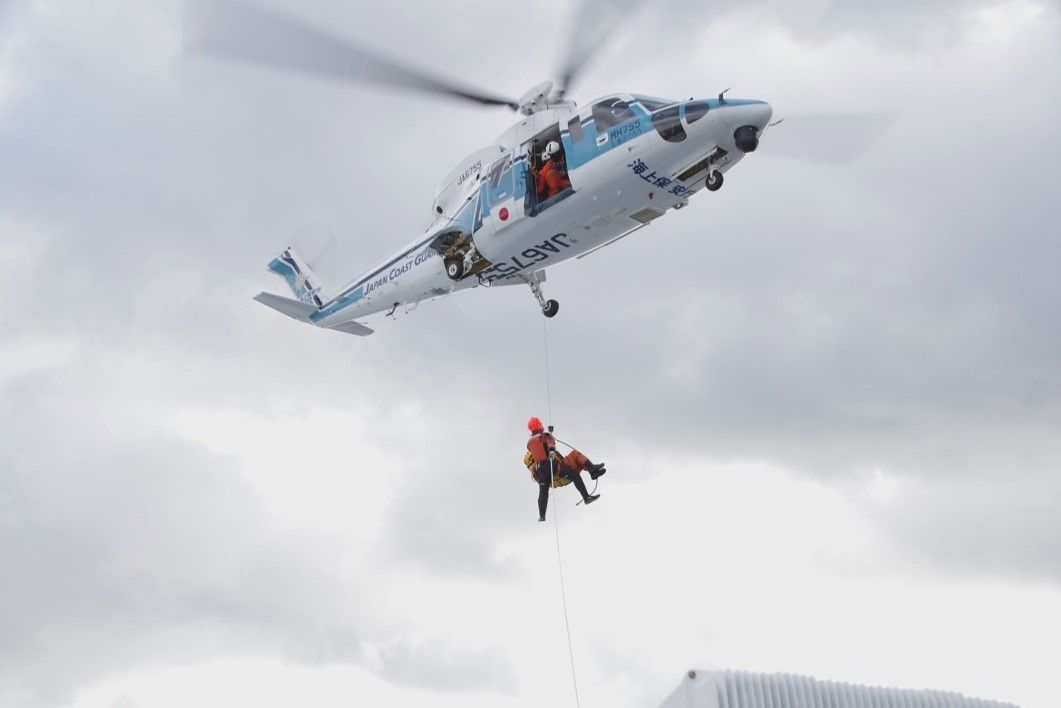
left=487, top=155, right=510, bottom=188
left=592, top=97, right=636, bottom=132
left=685, top=100, right=710, bottom=123
left=486, top=154, right=514, bottom=205
left=568, top=114, right=585, bottom=143
left=652, top=105, right=686, bottom=143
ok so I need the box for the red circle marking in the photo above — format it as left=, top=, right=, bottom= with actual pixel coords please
left=499, top=207, right=510, bottom=221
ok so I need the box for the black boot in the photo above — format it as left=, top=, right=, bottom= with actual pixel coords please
left=587, top=462, right=606, bottom=480
left=570, top=473, right=599, bottom=505
left=538, top=484, right=549, bottom=522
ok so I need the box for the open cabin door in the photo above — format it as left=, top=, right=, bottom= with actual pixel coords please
left=522, top=124, right=575, bottom=217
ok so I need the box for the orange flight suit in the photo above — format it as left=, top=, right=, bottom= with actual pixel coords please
left=536, top=160, right=571, bottom=200
left=527, top=432, right=593, bottom=484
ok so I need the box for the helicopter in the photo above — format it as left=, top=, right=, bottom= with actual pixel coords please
left=186, top=0, right=881, bottom=337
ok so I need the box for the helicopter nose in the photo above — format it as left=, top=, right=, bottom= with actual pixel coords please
left=726, top=101, right=772, bottom=130
left=750, top=102, right=773, bottom=130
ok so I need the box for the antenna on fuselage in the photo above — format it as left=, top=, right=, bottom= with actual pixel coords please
left=718, top=87, right=732, bottom=104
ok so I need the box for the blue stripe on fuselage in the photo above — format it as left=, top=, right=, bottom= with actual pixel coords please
left=312, top=186, right=485, bottom=320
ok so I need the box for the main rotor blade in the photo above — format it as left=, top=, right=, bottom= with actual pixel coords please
left=762, top=112, right=898, bottom=165
left=183, top=0, right=519, bottom=110
left=555, top=0, right=644, bottom=98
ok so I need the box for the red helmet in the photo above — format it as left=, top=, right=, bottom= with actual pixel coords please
left=527, top=417, right=544, bottom=433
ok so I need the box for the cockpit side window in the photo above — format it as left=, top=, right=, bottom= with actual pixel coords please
left=652, top=105, right=686, bottom=143
left=592, top=97, right=636, bottom=132
left=685, top=100, right=710, bottom=123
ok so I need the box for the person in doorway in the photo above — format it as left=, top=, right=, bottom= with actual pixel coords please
left=536, top=141, right=571, bottom=201
left=526, top=416, right=605, bottom=522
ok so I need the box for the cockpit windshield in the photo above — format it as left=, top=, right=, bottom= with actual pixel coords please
left=592, top=97, right=636, bottom=132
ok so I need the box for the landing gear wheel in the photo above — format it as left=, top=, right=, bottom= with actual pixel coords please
left=705, top=170, right=724, bottom=192
left=520, top=272, right=555, bottom=316
left=445, top=258, right=464, bottom=280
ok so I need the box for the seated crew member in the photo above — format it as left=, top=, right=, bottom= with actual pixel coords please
left=536, top=141, right=572, bottom=201
left=526, top=416, right=605, bottom=522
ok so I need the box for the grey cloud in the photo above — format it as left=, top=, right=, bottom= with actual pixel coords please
left=0, top=364, right=367, bottom=705
left=376, top=85, right=1061, bottom=586
left=4, top=0, right=1057, bottom=558
left=0, top=334, right=523, bottom=702
left=380, top=427, right=535, bottom=578
left=865, top=469, right=1061, bottom=582
left=658, top=0, right=1043, bottom=48
left=2, top=0, right=1061, bottom=703
left=377, top=638, right=517, bottom=694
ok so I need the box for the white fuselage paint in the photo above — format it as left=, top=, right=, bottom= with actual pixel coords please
left=310, top=97, right=773, bottom=330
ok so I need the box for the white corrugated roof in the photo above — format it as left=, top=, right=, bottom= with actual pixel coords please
left=658, top=670, right=1019, bottom=708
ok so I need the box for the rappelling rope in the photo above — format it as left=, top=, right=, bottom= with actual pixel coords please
left=552, top=436, right=599, bottom=505
left=543, top=318, right=581, bottom=708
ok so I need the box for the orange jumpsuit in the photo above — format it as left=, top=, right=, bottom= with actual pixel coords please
left=527, top=432, right=592, bottom=485
left=536, top=160, right=571, bottom=200
left=527, top=430, right=600, bottom=519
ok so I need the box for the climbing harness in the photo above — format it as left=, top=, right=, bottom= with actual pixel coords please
left=549, top=436, right=601, bottom=505
left=523, top=450, right=572, bottom=488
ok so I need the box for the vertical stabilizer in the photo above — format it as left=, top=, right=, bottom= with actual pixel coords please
left=265, top=225, right=339, bottom=308
left=267, top=248, right=327, bottom=307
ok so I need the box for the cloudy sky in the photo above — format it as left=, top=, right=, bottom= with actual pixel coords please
left=2, top=0, right=1059, bottom=706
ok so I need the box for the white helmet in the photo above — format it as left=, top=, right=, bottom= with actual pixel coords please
left=542, top=140, right=561, bottom=160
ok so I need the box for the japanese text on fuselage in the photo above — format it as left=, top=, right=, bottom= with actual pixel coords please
left=628, top=158, right=690, bottom=197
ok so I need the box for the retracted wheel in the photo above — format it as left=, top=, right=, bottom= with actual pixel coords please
left=445, top=258, right=464, bottom=280
left=542, top=299, right=559, bottom=318
left=706, top=170, right=724, bottom=192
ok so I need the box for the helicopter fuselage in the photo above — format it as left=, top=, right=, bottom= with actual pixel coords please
left=263, top=94, right=772, bottom=332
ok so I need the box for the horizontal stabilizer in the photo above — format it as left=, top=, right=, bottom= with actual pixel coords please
left=328, top=320, right=374, bottom=336
left=254, top=292, right=317, bottom=321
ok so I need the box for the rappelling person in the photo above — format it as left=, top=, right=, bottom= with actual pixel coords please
left=536, top=141, right=571, bottom=201
left=525, top=416, right=605, bottom=522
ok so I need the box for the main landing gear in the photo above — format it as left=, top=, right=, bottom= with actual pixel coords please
left=705, top=170, right=724, bottom=192
left=445, top=258, right=464, bottom=280
left=520, top=273, right=559, bottom=318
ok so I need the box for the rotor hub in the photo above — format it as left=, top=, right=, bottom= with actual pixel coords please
left=518, top=80, right=555, bottom=115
